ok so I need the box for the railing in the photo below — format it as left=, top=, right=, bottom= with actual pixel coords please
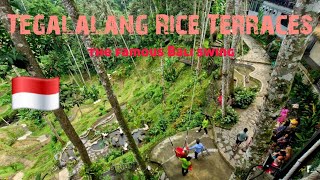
left=265, top=0, right=296, bottom=9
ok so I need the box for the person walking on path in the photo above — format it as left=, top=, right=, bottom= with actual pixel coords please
left=232, top=128, right=248, bottom=151
left=189, top=139, right=206, bottom=160
left=179, top=156, right=192, bottom=176
left=196, top=117, right=209, bottom=135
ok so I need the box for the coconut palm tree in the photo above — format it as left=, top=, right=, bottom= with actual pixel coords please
left=0, top=0, right=92, bottom=167
left=60, top=0, right=152, bottom=178
left=221, top=0, right=234, bottom=117
left=228, top=0, right=244, bottom=95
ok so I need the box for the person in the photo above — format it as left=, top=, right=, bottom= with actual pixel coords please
left=217, top=90, right=222, bottom=106
left=276, top=106, right=289, bottom=125
left=227, top=94, right=235, bottom=106
left=196, top=117, right=209, bottom=135
left=277, top=134, right=290, bottom=149
left=273, top=154, right=285, bottom=167
left=291, top=103, right=300, bottom=117
left=284, top=146, right=292, bottom=162
left=179, top=156, right=192, bottom=176
left=289, top=118, right=299, bottom=129
left=232, top=128, right=248, bottom=151
left=271, top=121, right=290, bottom=142
left=189, top=139, right=205, bottom=160
left=272, top=149, right=286, bottom=160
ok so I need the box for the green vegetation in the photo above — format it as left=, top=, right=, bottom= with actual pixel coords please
left=233, top=87, right=257, bottom=109
left=0, top=55, right=213, bottom=178
left=213, top=106, right=239, bottom=128
left=277, top=74, right=320, bottom=179
left=0, top=163, right=24, bottom=178
left=289, top=74, right=320, bottom=152
left=5, top=0, right=317, bottom=179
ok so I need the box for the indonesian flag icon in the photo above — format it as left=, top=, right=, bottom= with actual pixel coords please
left=12, top=77, right=60, bottom=111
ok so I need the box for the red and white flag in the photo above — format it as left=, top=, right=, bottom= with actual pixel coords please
left=12, top=77, right=60, bottom=111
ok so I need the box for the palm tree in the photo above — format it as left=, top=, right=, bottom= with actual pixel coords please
left=228, top=0, right=244, bottom=95
left=250, top=0, right=320, bottom=164
left=0, top=0, right=92, bottom=167
left=221, top=0, right=234, bottom=117
left=60, top=0, right=152, bottom=178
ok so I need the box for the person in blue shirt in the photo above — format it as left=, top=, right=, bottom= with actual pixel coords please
left=189, top=139, right=205, bottom=160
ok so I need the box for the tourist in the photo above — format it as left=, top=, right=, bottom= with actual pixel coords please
left=272, top=149, right=286, bottom=160
left=217, top=90, right=222, bottom=106
left=289, top=118, right=299, bottom=129
left=291, top=103, right=300, bottom=117
left=179, top=156, right=192, bottom=176
left=227, top=94, right=235, bottom=106
left=196, top=117, right=209, bottom=135
left=232, top=128, right=248, bottom=151
left=277, top=134, right=291, bottom=149
left=276, top=106, right=289, bottom=126
left=273, top=154, right=285, bottom=167
left=284, top=146, right=292, bottom=162
left=189, top=139, right=205, bottom=160
left=271, top=121, right=290, bottom=142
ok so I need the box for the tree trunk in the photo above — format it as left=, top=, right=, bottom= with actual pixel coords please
left=0, top=0, right=92, bottom=167
left=44, top=116, right=66, bottom=146
left=228, top=0, right=243, bottom=95
left=60, top=0, right=152, bottom=178
left=221, top=0, right=234, bottom=118
left=250, top=0, right=320, bottom=164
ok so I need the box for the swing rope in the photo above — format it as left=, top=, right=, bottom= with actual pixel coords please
left=187, top=0, right=211, bottom=123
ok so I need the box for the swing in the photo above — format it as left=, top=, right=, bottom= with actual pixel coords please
left=169, top=128, right=190, bottom=158
left=158, top=0, right=209, bottom=161
left=158, top=45, right=192, bottom=159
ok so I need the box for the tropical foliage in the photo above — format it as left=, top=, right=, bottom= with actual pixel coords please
left=233, top=87, right=257, bottom=109
left=213, top=106, right=238, bottom=127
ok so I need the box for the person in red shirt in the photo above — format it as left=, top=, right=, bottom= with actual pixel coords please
left=217, top=90, right=222, bottom=106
